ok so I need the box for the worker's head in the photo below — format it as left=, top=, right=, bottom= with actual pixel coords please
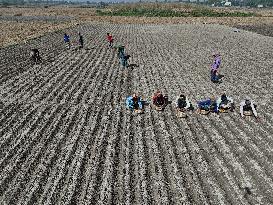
left=180, top=94, right=186, bottom=100
left=155, top=90, right=161, bottom=95
left=107, top=33, right=110, bottom=36
left=132, top=93, right=138, bottom=100
left=245, top=98, right=251, bottom=106
left=210, top=96, right=216, bottom=101
left=213, top=53, right=220, bottom=58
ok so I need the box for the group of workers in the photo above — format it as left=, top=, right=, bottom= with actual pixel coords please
left=28, top=32, right=260, bottom=120
left=64, top=32, right=129, bottom=68
left=126, top=91, right=259, bottom=120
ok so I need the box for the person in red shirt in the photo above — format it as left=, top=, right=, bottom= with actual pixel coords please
left=152, top=90, right=168, bottom=110
left=107, top=33, right=113, bottom=48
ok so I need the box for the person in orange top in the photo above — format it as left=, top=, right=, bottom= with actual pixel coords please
left=107, top=33, right=113, bottom=48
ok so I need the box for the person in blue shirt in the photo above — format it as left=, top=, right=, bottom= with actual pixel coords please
left=197, top=97, right=218, bottom=114
left=64, top=33, right=71, bottom=49
left=117, top=45, right=130, bottom=68
left=126, top=93, right=143, bottom=112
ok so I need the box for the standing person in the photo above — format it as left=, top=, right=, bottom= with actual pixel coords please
left=210, top=54, right=223, bottom=83
left=30, top=48, right=41, bottom=64
left=64, top=33, right=71, bottom=49
left=107, top=33, right=114, bottom=48
left=211, top=54, right=221, bottom=72
left=211, top=54, right=222, bottom=82
left=117, top=45, right=130, bottom=68
left=240, top=98, right=259, bottom=120
left=78, top=32, right=84, bottom=49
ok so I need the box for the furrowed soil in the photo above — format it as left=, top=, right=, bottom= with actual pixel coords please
left=0, top=23, right=273, bottom=204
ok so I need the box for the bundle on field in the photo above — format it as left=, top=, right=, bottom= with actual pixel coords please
left=96, top=3, right=257, bottom=18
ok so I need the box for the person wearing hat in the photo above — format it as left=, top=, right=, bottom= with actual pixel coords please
left=240, top=98, right=259, bottom=119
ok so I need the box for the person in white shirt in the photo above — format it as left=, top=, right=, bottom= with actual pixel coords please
left=216, top=93, right=235, bottom=112
left=175, top=94, right=194, bottom=111
left=240, top=98, right=259, bottom=119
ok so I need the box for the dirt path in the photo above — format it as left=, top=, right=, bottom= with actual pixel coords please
left=0, top=23, right=273, bottom=204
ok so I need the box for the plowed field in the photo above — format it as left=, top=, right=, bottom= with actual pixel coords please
left=1, top=23, right=273, bottom=204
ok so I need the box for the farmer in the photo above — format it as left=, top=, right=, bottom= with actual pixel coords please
left=107, top=33, right=114, bottom=48
left=126, top=93, right=143, bottom=112
left=152, top=90, right=168, bottom=108
left=30, top=48, right=41, bottom=64
left=64, top=33, right=71, bottom=49
left=216, top=93, right=235, bottom=112
left=211, top=54, right=222, bottom=83
left=240, top=98, right=259, bottom=119
left=78, top=32, right=84, bottom=49
left=211, top=54, right=221, bottom=72
left=117, top=45, right=130, bottom=68
left=197, top=97, right=218, bottom=114
left=175, top=94, right=194, bottom=111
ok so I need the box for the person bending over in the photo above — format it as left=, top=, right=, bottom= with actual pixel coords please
left=126, top=93, right=143, bottom=112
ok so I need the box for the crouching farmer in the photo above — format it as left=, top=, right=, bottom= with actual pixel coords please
left=176, top=94, right=194, bottom=111
left=152, top=90, right=168, bottom=111
left=175, top=94, right=194, bottom=118
left=216, top=93, right=235, bottom=112
left=240, top=98, right=259, bottom=121
left=126, top=93, right=144, bottom=114
left=197, top=97, right=218, bottom=115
